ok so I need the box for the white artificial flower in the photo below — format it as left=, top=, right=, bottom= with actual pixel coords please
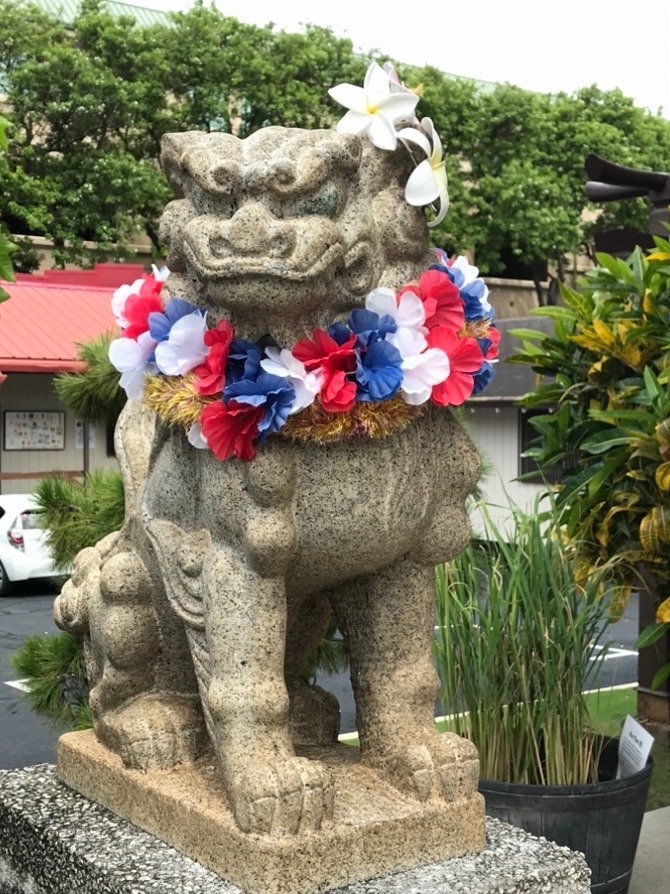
left=151, top=265, right=170, bottom=283
left=111, top=277, right=146, bottom=329
left=398, top=117, right=449, bottom=227
left=365, top=287, right=426, bottom=330
left=187, top=423, right=208, bottom=449
left=108, top=331, right=157, bottom=400
left=387, top=326, right=428, bottom=360
left=154, top=312, right=208, bottom=376
left=450, top=255, right=493, bottom=313
left=328, top=62, right=419, bottom=151
left=260, top=347, right=322, bottom=414
left=387, top=328, right=450, bottom=405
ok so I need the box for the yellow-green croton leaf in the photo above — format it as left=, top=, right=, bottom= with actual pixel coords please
left=640, top=506, right=670, bottom=554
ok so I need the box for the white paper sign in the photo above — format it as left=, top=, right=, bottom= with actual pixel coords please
left=616, top=715, right=654, bottom=779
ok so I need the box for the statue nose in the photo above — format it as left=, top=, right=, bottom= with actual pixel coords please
left=211, top=203, right=295, bottom=259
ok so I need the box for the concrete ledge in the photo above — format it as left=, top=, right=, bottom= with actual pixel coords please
left=1, top=762, right=590, bottom=894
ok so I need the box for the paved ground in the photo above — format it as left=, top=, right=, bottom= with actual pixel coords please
left=1, top=584, right=640, bottom=767
left=629, top=805, right=670, bottom=893
left=0, top=585, right=63, bottom=769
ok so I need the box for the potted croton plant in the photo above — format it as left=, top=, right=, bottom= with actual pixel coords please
left=511, top=242, right=670, bottom=717
left=435, top=499, right=652, bottom=894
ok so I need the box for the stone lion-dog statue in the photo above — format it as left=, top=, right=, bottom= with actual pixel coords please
left=54, top=125, right=481, bottom=838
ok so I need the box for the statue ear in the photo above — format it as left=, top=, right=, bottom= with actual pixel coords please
left=144, top=518, right=211, bottom=630
left=160, top=132, right=204, bottom=197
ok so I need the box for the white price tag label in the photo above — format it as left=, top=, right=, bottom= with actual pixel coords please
left=616, top=715, right=654, bottom=779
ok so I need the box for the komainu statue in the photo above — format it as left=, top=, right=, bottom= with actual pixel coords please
left=55, top=65, right=493, bottom=879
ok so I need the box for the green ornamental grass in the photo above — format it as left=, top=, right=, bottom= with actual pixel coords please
left=435, top=500, right=612, bottom=786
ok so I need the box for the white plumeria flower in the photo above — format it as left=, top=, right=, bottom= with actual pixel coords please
left=387, top=328, right=450, bottom=405
left=111, top=277, right=146, bottom=329
left=261, top=347, right=322, bottom=414
left=398, top=117, right=449, bottom=227
left=108, top=331, right=157, bottom=400
left=154, top=312, right=209, bottom=376
left=187, top=423, right=208, bottom=449
left=328, top=62, right=419, bottom=151
left=365, top=287, right=426, bottom=330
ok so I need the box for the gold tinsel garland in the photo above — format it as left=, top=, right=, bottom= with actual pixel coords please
left=142, top=374, right=422, bottom=444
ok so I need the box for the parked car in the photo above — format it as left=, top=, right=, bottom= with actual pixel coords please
left=0, top=494, right=65, bottom=596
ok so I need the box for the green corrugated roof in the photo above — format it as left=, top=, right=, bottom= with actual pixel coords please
left=33, top=0, right=169, bottom=29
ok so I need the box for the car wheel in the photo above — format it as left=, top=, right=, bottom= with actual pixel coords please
left=0, top=561, right=13, bottom=597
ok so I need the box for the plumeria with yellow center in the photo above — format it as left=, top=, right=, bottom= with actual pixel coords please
left=398, top=117, right=449, bottom=227
left=329, top=65, right=449, bottom=226
left=328, top=62, right=419, bottom=151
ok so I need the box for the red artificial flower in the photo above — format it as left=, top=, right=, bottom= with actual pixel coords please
left=293, top=328, right=358, bottom=413
left=398, top=269, right=464, bottom=332
left=200, top=399, right=263, bottom=462
left=427, top=327, right=484, bottom=407
left=293, top=329, right=356, bottom=370
left=484, top=325, right=501, bottom=361
left=123, top=292, right=164, bottom=340
left=137, top=273, right=165, bottom=301
left=193, top=320, right=235, bottom=396
left=320, top=369, right=357, bottom=413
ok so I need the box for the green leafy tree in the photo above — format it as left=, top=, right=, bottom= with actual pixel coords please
left=0, top=0, right=171, bottom=264
left=0, top=114, right=16, bottom=300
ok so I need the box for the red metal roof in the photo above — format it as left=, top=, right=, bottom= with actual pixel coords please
left=0, top=280, right=118, bottom=373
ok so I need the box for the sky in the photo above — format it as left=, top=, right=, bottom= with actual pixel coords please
left=135, top=0, right=670, bottom=118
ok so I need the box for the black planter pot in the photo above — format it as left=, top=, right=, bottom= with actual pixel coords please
left=478, top=739, right=652, bottom=894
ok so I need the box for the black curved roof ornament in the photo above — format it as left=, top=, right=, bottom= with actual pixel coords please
left=585, top=154, right=670, bottom=255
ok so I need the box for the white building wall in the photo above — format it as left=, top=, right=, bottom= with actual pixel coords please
left=0, top=373, right=118, bottom=494
left=463, top=403, right=548, bottom=538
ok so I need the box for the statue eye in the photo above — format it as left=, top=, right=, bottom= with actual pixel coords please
left=188, top=185, right=236, bottom=218
left=297, top=189, right=341, bottom=218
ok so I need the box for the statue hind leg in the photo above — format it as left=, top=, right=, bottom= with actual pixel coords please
left=54, top=403, right=206, bottom=769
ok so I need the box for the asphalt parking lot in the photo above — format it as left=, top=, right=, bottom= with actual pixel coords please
left=0, top=584, right=640, bottom=769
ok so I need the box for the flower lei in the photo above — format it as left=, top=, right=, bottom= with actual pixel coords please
left=108, top=254, right=498, bottom=462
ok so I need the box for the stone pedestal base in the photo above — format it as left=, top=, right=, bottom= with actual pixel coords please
left=55, top=731, right=487, bottom=894
left=1, top=761, right=590, bottom=894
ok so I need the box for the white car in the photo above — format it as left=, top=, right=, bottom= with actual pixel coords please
left=0, top=494, right=64, bottom=596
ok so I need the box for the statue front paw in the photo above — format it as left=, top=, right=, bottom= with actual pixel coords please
left=372, top=731, right=479, bottom=803
left=233, top=757, right=334, bottom=835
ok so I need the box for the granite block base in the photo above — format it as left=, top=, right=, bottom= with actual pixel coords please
left=55, top=731, right=486, bottom=894
left=0, top=761, right=590, bottom=894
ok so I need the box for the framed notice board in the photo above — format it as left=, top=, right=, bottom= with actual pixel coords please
left=3, top=411, right=66, bottom=451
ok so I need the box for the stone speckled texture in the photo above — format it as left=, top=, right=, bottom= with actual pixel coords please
left=56, top=730, right=485, bottom=894
left=53, top=125, right=485, bottom=882
left=0, top=764, right=590, bottom=894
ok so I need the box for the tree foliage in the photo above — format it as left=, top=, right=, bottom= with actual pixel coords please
left=0, top=0, right=668, bottom=273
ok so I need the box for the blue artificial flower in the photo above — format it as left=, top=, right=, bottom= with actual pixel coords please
left=355, top=339, right=403, bottom=402
left=223, top=373, right=296, bottom=441
left=430, top=261, right=464, bottom=289
left=477, top=335, right=495, bottom=357
left=148, top=298, right=202, bottom=342
left=347, top=308, right=397, bottom=347
left=225, top=338, right=262, bottom=383
left=461, top=280, right=495, bottom=322
left=472, top=361, right=495, bottom=395
left=327, top=321, right=354, bottom=346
